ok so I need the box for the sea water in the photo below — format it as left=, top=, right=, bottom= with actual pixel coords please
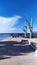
left=0, top=33, right=10, bottom=40
left=0, top=33, right=37, bottom=40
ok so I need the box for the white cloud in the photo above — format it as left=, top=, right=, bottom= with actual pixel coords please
left=7, top=28, right=23, bottom=33
left=0, top=15, right=22, bottom=33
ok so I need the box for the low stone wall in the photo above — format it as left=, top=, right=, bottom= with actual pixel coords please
left=28, top=38, right=37, bottom=50
left=30, top=42, right=36, bottom=50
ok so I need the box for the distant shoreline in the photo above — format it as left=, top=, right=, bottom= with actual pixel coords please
left=0, top=33, right=37, bottom=41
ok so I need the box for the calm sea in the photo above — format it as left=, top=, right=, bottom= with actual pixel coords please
left=0, top=33, right=37, bottom=40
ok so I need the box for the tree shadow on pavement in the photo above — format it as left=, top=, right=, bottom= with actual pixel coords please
left=0, top=40, right=34, bottom=60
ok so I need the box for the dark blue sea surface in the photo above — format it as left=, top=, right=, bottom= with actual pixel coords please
left=0, top=33, right=37, bottom=40
left=0, top=33, right=11, bottom=40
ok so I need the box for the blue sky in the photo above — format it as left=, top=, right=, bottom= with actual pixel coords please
left=0, top=0, right=37, bottom=33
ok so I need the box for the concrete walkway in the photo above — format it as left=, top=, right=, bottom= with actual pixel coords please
left=0, top=37, right=37, bottom=65
left=0, top=51, right=37, bottom=65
